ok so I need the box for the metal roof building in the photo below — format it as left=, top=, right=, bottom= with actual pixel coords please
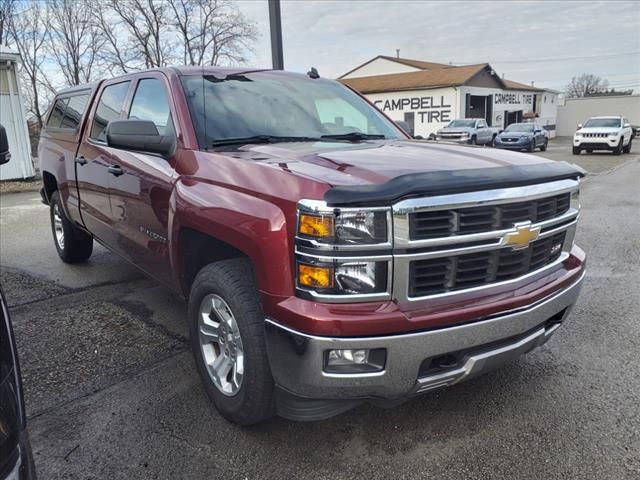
left=0, top=46, right=35, bottom=180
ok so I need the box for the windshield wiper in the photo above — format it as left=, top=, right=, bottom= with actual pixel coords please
left=320, top=132, right=386, bottom=142
left=209, top=135, right=322, bottom=147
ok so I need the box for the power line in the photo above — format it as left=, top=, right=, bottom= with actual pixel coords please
left=451, top=52, right=640, bottom=65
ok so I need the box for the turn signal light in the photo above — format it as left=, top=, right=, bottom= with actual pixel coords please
left=298, top=264, right=334, bottom=289
left=298, top=214, right=334, bottom=238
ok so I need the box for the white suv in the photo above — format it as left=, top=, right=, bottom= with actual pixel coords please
left=573, top=116, right=633, bottom=155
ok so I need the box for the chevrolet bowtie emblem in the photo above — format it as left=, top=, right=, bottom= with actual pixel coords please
left=502, top=222, right=541, bottom=250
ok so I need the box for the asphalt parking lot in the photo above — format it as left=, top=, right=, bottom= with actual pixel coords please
left=1, top=138, right=639, bottom=479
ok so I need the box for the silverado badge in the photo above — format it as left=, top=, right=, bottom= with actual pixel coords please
left=502, top=222, right=541, bottom=250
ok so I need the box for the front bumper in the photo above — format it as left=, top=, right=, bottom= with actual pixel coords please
left=265, top=271, right=584, bottom=420
left=495, top=138, right=532, bottom=149
left=574, top=136, right=619, bottom=149
left=435, top=135, right=471, bottom=143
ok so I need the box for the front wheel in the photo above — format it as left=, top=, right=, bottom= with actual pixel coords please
left=50, top=191, right=93, bottom=263
left=572, top=146, right=581, bottom=155
left=528, top=141, right=535, bottom=152
left=623, top=138, right=633, bottom=154
left=469, top=135, right=477, bottom=145
left=613, top=138, right=623, bottom=155
left=188, top=258, right=275, bottom=425
left=540, top=139, right=548, bottom=152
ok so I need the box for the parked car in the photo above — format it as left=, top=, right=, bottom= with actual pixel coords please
left=435, top=118, right=500, bottom=145
left=572, top=116, right=633, bottom=155
left=1, top=284, right=37, bottom=479
left=0, top=123, right=11, bottom=165
left=494, top=123, right=548, bottom=152
left=38, top=67, right=586, bottom=424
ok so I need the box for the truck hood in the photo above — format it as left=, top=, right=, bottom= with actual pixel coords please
left=230, top=139, right=553, bottom=187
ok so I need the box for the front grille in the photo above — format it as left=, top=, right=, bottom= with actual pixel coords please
left=583, top=133, right=608, bottom=138
left=410, top=193, right=570, bottom=240
left=409, top=232, right=566, bottom=297
left=501, top=137, right=520, bottom=143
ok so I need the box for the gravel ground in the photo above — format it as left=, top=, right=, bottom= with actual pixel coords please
left=1, top=141, right=638, bottom=479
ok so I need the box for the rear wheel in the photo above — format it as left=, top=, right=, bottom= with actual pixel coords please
left=572, top=146, right=581, bottom=155
left=623, top=137, right=632, bottom=153
left=50, top=191, right=93, bottom=263
left=188, top=258, right=275, bottom=425
left=491, top=134, right=497, bottom=147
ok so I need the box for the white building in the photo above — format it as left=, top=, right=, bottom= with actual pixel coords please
left=340, top=55, right=559, bottom=138
left=0, top=46, right=34, bottom=180
left=556, top=94, right=640, bottom=137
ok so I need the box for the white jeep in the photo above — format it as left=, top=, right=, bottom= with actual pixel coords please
left=573, top=116, right=633, bottom=155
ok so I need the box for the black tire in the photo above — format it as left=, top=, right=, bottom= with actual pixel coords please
left=586, top=149, right=593, bottom=154
left=623, top=138, right=632, bottom=154
left=572, top=147, right=581, bottom=155
left=527, top=140, right=535, bottom=152
left=540, top=139, right=548, bottom=152
left=470, top=135, right=477, bottom=145
left=491, top=134, right=497, bottom=147
left=188, top=258, right=275, bottom=425
left=613, top=138, right=623, bottom=155
left=50, top=191, right=93, bottom=263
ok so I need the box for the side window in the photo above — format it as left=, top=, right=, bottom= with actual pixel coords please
left=90, top=81, right=131, bottom=142
left=478, top=120, right=487, bottom=128
left=47, top=98, right=68, bottom=128
left=60, top=93, right=90, bottom=130
left=128, top=78, right=173, bottom=135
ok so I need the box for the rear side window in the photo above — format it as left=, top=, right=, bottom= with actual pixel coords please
left=60, top=93, right=90, bottom=130
left=47, top=98, right=68, bottom=128
left=128, top=78, right=173, bottom=135
left=90, top=81, right=130, bottom=141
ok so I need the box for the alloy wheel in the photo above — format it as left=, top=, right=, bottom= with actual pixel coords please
left=198, top=294, right=245, bottom=396
left=53, top=203, right=65, bottom=250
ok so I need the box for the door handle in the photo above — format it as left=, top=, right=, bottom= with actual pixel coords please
left=107, top=166, right=125, bottom=177
left=75, top=156, right=87, bottom=165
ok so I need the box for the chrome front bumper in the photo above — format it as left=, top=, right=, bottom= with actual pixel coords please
left=265, top=272, right=584, bottom=410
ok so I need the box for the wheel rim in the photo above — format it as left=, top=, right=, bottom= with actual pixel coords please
left=198, top=294, right=244, bottom=396
left=53, top=203, right=65, bottom=250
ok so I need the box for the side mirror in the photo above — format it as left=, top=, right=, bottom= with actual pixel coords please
left=106, top=120, right=175, bottom=158
left=535, top=129, right=542, bottom=134
left=577, top=123, right=583, bottom=129
left=0, top=123, right=10, bottom=166
left=623, top=123, right=631, bottom=128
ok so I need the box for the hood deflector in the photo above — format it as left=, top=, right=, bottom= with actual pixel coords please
left=324, top=162, right=585, bottom=207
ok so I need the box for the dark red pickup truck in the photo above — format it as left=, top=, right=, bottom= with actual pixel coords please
left=38, top=67, right=585, bottom=424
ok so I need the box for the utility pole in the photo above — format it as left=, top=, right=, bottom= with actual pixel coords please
left=269, top=0, right=284, bottom=70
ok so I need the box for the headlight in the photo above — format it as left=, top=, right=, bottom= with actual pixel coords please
left=297, top=202, right=389, bottom=246
left=460, top=132, right=470, bottom=137
left=296, top=200, right=392, bottom=300
left=574, top=132, right=582, bottom=137
left=609, top=131, right=620, bottom=137
left=297, top=260, right=389, bottom=295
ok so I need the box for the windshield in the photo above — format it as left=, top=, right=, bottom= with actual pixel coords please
left=180, top=72, right=402, bottom=147
left=447, top=120, right=475, bottom=128
left=505, top=123, right=534, bottom=133
left=584, top=118, right=621, bottom=128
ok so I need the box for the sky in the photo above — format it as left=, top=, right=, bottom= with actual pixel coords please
left=236, top=0, right=640, bottom=92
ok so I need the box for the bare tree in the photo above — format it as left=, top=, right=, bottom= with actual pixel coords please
left=0, top=0, right=16, bottom=46
left=565, top=74, right=610, bottom=98
left=106, top=0, right=176, bottom=69
left=7, top=1, right=50, bottom=127
left=167, top=0, right=257, bottom=66
left=47, top=0, right=105, bottom=86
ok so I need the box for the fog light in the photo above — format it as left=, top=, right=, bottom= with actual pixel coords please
left=324, top=348, right=386, bottom=374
